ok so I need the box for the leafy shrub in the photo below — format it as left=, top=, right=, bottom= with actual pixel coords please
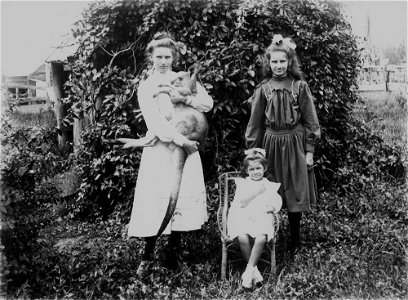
left=0, top=115, right=73, bottom=297
left=330, top=117, right=405, bottom=196
left=62, top=0, right=372, bottom=219
left=64, top=64, right=142, bottom=219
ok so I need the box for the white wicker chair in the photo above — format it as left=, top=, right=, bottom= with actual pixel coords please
left=217, top=171, right=280, bottom=280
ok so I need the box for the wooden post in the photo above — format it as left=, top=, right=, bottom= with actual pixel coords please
left=72, top=103, right=83, bottom=153
left=46, top=62, right=69, bottom=150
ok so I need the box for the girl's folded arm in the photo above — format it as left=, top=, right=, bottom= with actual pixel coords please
left=236, top=183, right=265, bottom=208
left=138, top=84, right=188, bottom=146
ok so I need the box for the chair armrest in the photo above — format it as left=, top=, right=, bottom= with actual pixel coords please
left=268, top=211, right=280, bottom=236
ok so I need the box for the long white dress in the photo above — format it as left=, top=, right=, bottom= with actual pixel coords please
left=127, top=70, right=213, bottom=237
left=227, top=177, right=282, bottom=241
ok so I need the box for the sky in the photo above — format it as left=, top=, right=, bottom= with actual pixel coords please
left=1, top=0, right=91, bottom=76
left=342, top=0, right=407, bottom=47
left=1, top=0, right=407, bottom=77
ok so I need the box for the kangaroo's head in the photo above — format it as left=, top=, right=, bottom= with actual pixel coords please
left=171, top=63, right=201, bottom=95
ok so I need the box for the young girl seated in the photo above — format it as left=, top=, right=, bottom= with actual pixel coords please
left=227, top=148, right=282, bottom=289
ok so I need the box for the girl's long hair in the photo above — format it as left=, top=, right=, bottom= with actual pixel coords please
left=260, top=38, right=304, bottom=82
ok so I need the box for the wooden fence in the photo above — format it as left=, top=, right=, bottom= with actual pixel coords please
left=7, top=97, right=48, bottom=106
left=359, top=64, right=407, bottom=93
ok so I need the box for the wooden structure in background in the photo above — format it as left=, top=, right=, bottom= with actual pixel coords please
left=357, top=12, right=407, bottom=93
left=1, top=75, right=47, bottom=105
left=45, top=62, right=70, bottom=150
left=41, top=39, right=78, bottom=150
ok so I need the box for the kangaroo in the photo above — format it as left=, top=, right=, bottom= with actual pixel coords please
left=117, top=64, right=208, bottom=238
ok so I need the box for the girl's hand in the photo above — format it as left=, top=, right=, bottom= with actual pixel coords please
left=154, top=85, right=173, bottom=97
left=267, top=207, right=276, bottom=214
left=117, top=138, right=141, bottom=149
left=253, top=181, right=266, bottom=194
left=240, top=182, right=265, bottom=208
left=306, top=152, right=314, bottom=169
left=171, top=96, right=188, bottom=104
left=182, top=139, right=199, bottom=155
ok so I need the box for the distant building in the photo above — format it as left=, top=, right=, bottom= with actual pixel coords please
left=28, top=64, right=48, bottom=99
left=357, top=13, right=387, bottom=91
left=358, top=12, right=406, bottom=92
left=3, top=75, right=35, bottom=98
left=1, top=74, right=47, bottom=104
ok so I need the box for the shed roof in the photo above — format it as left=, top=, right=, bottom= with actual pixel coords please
left=29, top=64, right=46, bottom=81
left=45, top=37, right=78, bottom=64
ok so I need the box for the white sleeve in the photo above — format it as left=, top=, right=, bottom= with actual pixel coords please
left=187, top=83, right=213, bottom=112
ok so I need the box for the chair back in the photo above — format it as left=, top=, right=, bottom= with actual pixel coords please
left=217, top=171, right=242, bottom=242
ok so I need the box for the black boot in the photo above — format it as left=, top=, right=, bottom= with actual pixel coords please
left=165, top=231, right=181, bottom=270
left=137, top=236, right=156, bottom=278
left=288, top=212, right=302, bottom=258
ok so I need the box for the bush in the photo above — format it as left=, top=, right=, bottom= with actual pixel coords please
left=0, top=115, right=73, bottom=297
left=63, top=0, right=374, bottom=219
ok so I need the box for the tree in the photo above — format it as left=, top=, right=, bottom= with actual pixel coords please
left=383, top=42, right=407, bottom=65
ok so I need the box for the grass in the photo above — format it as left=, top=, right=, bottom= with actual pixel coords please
left=2, top=90, right=408, bottom=299
left=5, top=104, right=56, bottom=129
left=354, top=90, right=407, bottom=150
left=20, top=185, right=406, bottom=299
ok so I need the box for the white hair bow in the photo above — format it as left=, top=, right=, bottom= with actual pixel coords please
left=244, top=148, right=266, bottom=157
left=272, top=34, right=296, bottom=50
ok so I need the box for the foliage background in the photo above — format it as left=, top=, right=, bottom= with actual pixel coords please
left=1, top=0, right=406, bottom=299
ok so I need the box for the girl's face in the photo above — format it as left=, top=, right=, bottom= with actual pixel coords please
left=246, top=160, right=265, bottom=181
left=151, top=47, right=174, bottom=74
left=269, top=51, right=289, bottom=77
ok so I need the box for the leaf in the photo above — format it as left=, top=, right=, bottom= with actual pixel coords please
left=18, top=166, right=28, bottom=176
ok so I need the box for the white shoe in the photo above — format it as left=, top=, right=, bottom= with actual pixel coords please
left=253, top=266, right=263, bottom=286
left=241, top=265, right=254, bottom=289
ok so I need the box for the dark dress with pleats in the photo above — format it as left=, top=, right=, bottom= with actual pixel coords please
left=245, top=76, right=320, bottom=212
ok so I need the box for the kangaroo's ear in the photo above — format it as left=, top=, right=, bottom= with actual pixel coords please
left=193, top=63, right=202, bottom=74
left=188, top=64, right=195, bottom=74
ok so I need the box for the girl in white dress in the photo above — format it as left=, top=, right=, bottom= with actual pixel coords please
left=227, top=148, right=282, bottom=289
left=125, top=32, right=213, bottom=276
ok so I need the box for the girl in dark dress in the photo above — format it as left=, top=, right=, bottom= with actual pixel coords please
left=245, top=34, right=320, bottom=253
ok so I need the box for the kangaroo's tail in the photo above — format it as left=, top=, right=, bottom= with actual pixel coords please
left=156, top=147, right=188, bottom=237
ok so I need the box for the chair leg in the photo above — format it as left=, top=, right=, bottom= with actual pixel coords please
left=221, top=239, right=228, bottom=280
left=270, top=238, right=276, bottom=279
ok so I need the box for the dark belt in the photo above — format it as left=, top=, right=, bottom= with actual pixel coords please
left=265, top=124, right=304, bottom=135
